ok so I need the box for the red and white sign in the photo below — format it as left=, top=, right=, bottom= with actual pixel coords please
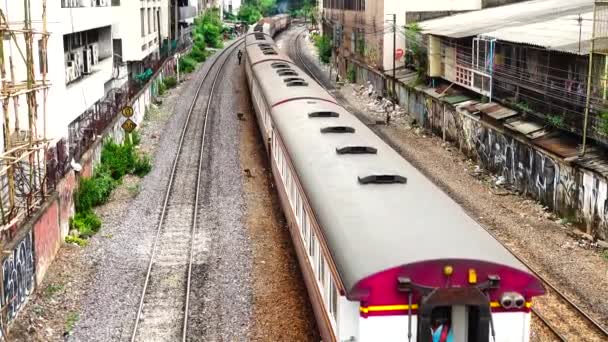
left=395, top=48, right=404, bottom=60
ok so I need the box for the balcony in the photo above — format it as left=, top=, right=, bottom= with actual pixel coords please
left=61, top=0, right=111, bottom=8
left=60, top=3, right=112, bottom=33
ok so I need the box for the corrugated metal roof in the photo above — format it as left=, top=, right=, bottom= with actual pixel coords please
left=420, top=0, right=594, bottom=47
left=484, top=11, right=594, bottom=55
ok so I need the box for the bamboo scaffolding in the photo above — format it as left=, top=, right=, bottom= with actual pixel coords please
left=0, top=0, right=49, bottom=232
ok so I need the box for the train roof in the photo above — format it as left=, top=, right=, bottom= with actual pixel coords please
left=245, top=32, right=275, bottom=46
left=250, top=56, right=335, bottom=107
left=270, top=96, right=528, bottom=292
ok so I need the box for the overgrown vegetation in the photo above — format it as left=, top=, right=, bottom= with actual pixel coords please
left=179, top=8, right=224, bottom=74
left=289, top=0, right=316, bottom=23
left=347, top=65, right=356, bottom=83
left=164, top=76, right=177, bottom=89
left=312, top=33, right=332, bottom=64
left=600, top=111, right=608, bottom=136
left=238, top=3, right=262, bottom=24
left=602, top=249, right=608, bottom=261
left=547, top=115, right=565, bottom=128
left=238, top=0, right=278, bottom=24
left=67, top=133, right=152, bottom=246
left=65, top=312, right=80, bottom=334
left=404, top=22, right=427, bottom=85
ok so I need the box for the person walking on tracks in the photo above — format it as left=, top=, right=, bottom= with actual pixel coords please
left=237, top=50, right=243, bottom=65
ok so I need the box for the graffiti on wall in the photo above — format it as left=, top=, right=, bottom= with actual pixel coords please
left=401, top=83, right=608, bottom=238
left=1, top=230, right=34, bottom=326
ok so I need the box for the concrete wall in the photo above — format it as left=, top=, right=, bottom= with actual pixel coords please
left=394, top=81, right=608, bottom=239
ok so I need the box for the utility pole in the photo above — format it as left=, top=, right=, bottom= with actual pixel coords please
left=387, top=14, right=397, bottom=112
left=582, top=4, right=598, bottom=155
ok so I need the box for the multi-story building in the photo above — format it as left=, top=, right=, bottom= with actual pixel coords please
left=0, top=0, right=115, bottom=143
left=320, top=0, right=525, bottom=79
left=112, top=0, right=169, bottom=82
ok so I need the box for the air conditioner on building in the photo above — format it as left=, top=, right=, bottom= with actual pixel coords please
left=83, top=48, right=93, bottom=74
left=89, top=43, right=99, bottom=65
left=65, top=64, right=75, bottom=83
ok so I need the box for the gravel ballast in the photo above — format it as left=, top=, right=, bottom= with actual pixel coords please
left=9, top=37, right=318, bottom=342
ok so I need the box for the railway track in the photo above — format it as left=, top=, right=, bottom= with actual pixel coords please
left=288, top=25, right=608, bottom=342
left=130, top=38, right=244, bottom=342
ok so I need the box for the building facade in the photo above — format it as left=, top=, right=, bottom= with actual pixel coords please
left=320, top=0, right=526, bottom=81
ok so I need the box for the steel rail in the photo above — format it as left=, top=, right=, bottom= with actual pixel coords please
left=130, top=38, right=245, bottom=342
left=532, top=308, right=568, bottom=342
left=289, top=25, right=608, bottom=340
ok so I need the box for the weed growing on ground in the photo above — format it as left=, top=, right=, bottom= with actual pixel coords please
left=164, top=76, right=177, bottom=88
left=70, top=211, right=102, bottom=238
left=602, top=249, right=608, bottom=261
left=65, top=312, right=80, bottom=333
left=127, top=183, right=141, bottom=197
left=133, top=155, right=152, bottom=177
left=70, top=133, right=152, bottom=244
left=44, top=283, right=64, bottom=298
left=32, top=305, right=44, bottom=316
left=65, top=235, right=89, bottom=247
left=131, top=130, right=142, bottom=146
left=158, top=80, right=167, bottom=96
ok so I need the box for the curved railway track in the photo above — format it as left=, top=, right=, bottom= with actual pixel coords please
left=130, top=38, right=244, bottom=342
left=288, top=25, right=608, bottom=342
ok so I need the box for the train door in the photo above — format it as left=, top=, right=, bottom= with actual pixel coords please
left=417, top=288, right=492, bottom=342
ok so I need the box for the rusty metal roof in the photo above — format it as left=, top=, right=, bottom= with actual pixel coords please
left=476, top=103, right=518, bottom=120
left=420, top=0, right=594, bottom=55
left=533, top=132, right=581, bottom=159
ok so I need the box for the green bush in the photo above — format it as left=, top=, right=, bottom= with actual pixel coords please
left=70, top=211, right=102, bottom=238
left=74, top=170, right=116, bottom=213
left=179, top=56, right=197, bottom=73
left=313, top=35, right=332, bottom=64
left=189, top=45, right=207, bottom=63
left=101, top=141, right=136, bottom=180
left=164, top=76, right=177, bottom=89
left=238, top=3, right=262, bottom=24
left=133, top=155, right=152, bottom=177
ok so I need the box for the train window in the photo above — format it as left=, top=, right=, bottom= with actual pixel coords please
left=262, top=51, right=278, bottom=55
left=286, top=80, right=308, bottom=87
left=308, top=230, right=315, bottom=258
left=301, top=210, right=307, bottom=239
left=290, top=179, right=296, bottom=207
left=320, top=126, right=355, bottom=134
left=336, top=146, right=378, bottom=155
left=308, top=111, right=339, bottom=118
left=318, top=256, right=325, bottom=288
left=295, top=194, right=301, bottom=222
left=328, top=278, right=338, bottom=323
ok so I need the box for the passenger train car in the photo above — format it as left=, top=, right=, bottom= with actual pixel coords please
left=244, top=16, right=545, bottom=342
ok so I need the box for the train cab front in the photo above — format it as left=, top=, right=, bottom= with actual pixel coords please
left=351, top=259, right=545, bottom=342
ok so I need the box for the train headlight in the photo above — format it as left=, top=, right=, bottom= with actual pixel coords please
left=500, top=293, right=514, bottom=309
left=500, top=292, right=524, bottom=309
left=514, top=294, right=525, bottom=308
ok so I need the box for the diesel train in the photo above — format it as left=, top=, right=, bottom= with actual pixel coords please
left=244, top=15, right=545, bottom=342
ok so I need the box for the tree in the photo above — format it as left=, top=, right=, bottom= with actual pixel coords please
left=238, top=3, right=262, bottom=24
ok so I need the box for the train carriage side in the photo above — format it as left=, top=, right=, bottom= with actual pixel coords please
left=245, top=17, right=544, bottom=342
